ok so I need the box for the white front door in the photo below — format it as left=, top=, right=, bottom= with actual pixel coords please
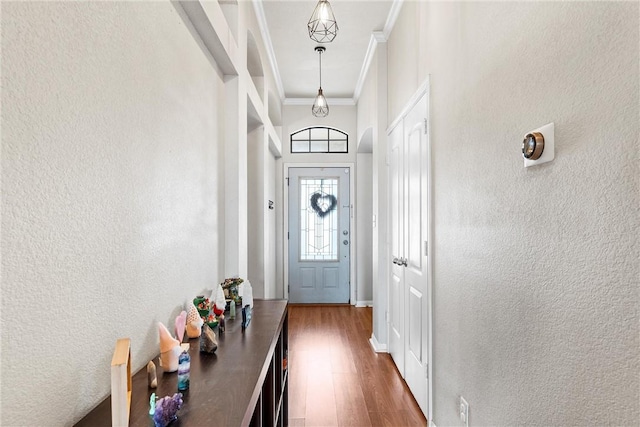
left=288, top=167, right=350, bottom=303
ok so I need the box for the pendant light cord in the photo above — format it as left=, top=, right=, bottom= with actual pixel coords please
left=319, top=49, right=322, bottom=89
left=312, top=46, right=328, bottom=117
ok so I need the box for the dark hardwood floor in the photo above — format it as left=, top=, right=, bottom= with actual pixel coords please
left=288, top=304, right=427, bottom=427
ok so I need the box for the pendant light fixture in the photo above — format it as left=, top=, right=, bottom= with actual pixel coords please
left=312, top=46, right=329, bottom=117
left=307, top=0, right=338, bottom=43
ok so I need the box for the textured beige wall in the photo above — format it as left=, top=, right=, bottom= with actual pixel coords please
left=388, top=1, right=639, bottom=425
left=1, top=2, right=225, bottom=424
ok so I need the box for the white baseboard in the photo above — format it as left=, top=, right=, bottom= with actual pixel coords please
left=368, top=334, right=388, bottom=353
left=355, top=300, right=373, bottom=307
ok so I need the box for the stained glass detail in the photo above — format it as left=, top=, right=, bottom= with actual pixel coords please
left=300, top=177, right=339, bottom=261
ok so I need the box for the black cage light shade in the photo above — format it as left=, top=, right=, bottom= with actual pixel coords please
left=307, top=0, right=338, bottom=43
left=312, top=46, right=329, bottom=117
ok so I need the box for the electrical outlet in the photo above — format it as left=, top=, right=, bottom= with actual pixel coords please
left=459, top=396, right=469, bottom=427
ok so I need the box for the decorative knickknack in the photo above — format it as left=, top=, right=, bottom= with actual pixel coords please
left=211, top=285, right=226, bottom=316
left=239, top=280, right=255, bottom=331
left=177, top=351, right=190, bottom=391
left=194, top=296, right=219, bottom=329
left=158, top=322, right=181, bottom=373
left=151, top=393, right=183, bottom=427
left=111, top=338, right=132, bottom=427
left=222, top=277, right=244, bottom=309
left=186, top=302, right=203, bottom=338
left=193, top=295, right=209, bottom=319
left=174, top=311, right=186, bottom=343
left=147, top=361, right=157, bottom=388
left=211, top=285, right=227, bottom=332
left=200, top=323, right=218, bottom=353
left=310, top=191, right=337, bottom=218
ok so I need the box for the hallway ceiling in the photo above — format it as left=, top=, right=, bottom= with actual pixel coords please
left=256, top=0, right=397, bottom=103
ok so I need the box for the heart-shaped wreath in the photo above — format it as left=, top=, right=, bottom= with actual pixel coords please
left=310, top=192, right=337, bottom=218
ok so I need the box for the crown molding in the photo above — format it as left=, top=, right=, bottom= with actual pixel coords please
left=383, top=0, right=404, bottom=39
left=373, top=32, right=388, bottom=43
left=284, top=98, right=356, bottom=106
left=254, top=0, right=404, bottom=105
left=353, top=31, right=386, bottom=102
left=252, top=0, right=285, bottom=101
left=352, top=0, right=403, bottom=103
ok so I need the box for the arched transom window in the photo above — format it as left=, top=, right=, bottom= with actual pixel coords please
left=290, top=127, right=348, bottom=153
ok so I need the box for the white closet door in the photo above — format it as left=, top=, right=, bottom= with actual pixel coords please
left=387, top=90, right=430, bottom=417
left=388, top=122, right=405, bottom=374
left=402, top=93, right=429, bottom=414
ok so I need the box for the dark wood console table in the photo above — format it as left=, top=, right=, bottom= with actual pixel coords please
left=75, top=299, right=288, bottom=427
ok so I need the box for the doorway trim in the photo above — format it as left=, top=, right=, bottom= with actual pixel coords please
left=284, top=162, right=356, bottom=304
left=386, top=77, right=433, bottom=422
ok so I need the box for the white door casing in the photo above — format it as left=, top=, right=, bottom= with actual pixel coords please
left=288, top=167, right=351, bottom=303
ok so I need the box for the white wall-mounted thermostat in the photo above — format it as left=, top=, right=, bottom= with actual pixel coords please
left=523, top=122, right=554, bottom=167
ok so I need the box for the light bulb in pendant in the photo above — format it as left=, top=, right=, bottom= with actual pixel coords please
left=312, top=88, right=329, bottom=117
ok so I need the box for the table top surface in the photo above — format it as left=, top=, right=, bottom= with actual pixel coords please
left=75, top=299, right=288, bottom=427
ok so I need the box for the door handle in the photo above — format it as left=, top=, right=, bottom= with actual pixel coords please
left=401, top=257, right=408, bottom=267
left=392, top=257, right=399, bottom=265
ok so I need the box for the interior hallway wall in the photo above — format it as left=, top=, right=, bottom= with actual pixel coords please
left=1, top=2, right=226, bottom=424
left=387, top=2, right=639, bottom=425
left=247, top=127, right=265, bottom=297
left=356, top=153, right=373, bottom=305
left=247, top=127, right=278, bottom=299
left=357, top=44, right=388, bottom=349
left=265, top=145, right=278, bottom=298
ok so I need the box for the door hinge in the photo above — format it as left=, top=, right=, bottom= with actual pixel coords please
left=286, top=177, right=289, bottom=186
left=287, top=232, right=289, bottom=240
left=424, top=240, right=428, bottom=256
left=424, top=118, right=428, bottom=134
left=425, top=363, right=429, bottom=379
